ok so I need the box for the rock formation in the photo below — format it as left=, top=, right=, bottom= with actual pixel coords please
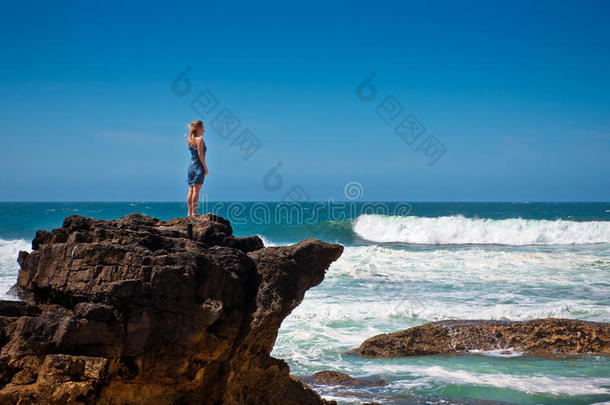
left=0, top=213, right=343, bottom=404
left=302, top=371, right=384, bottom=387
left=347, top=318, right=610, bottom=358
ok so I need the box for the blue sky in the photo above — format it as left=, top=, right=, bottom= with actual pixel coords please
left=1, top=0, right=609, bottom=201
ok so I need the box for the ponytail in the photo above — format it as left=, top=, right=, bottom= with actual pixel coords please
left=186, top=120, right=203, bottom=146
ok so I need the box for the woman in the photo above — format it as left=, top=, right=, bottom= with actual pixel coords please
left=186, top=120, right=208, bottom=216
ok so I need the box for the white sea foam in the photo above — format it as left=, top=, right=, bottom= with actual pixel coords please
left=281, top=292, right=608, bottom=354
left=353, top=214, right=610, bottom=245
left=384, top=365, right=610, bottom=396
left=256, top=234, right=278, bottom=247
left=468, top=348, right=524, bottom=358
left=0, top=238, right=30, bottom=300
left=274, top=243, right=610, bottom=379
left=277, top=245, right=610, bottom=352
left=328, top=245, right=610, bottom=285
left=322, top=246, right=610, bottom=322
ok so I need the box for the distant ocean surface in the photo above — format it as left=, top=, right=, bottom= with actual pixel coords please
left=1, top=202, right=609, bottom=405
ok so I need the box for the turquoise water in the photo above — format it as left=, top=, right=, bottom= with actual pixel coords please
left=1, top=202, right=609, bottom=404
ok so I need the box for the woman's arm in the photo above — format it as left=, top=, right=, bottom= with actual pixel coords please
left=197, top=137, right=208, bottom=175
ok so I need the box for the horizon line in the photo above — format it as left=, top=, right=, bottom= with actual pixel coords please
left=1, top=201, right=609, bottom=204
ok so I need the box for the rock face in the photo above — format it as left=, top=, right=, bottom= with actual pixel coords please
left=347, top=319, right=610, bottom=357
left=0, top=213, right=343, bottom=405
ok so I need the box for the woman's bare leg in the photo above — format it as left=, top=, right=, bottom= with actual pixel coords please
left=193, top=183, right=203, bottom=215
left=187, top=186, right=195, bottom=216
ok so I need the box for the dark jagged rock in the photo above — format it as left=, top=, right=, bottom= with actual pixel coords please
left=303, top=370, right=385, bottom=387
left=0, top=213, right=344, bottom=404
left=347, top=318, right=610, bottom=358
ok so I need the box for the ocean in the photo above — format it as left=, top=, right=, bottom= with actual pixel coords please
left=1, top=202, right=609, bottom=404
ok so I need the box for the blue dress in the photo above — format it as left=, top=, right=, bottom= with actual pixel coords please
left=187, top=140, right=207, bottom=185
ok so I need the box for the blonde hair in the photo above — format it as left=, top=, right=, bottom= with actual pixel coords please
left=186, top=120, right=203, bottom=147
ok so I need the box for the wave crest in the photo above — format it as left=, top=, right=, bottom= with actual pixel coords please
left=0, top=238, right=30, bottom=300
left=353, top=214, right=610, bottom=245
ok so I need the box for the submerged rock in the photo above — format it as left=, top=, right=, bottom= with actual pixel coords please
left=347, top=318, right=610, bottom=357
left=0, top=213, right=343, bottom=404
left=303, top=370, right=385, bottom=387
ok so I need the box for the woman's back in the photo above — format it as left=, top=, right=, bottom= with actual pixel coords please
left=188, top=140, right=206, bottom=165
